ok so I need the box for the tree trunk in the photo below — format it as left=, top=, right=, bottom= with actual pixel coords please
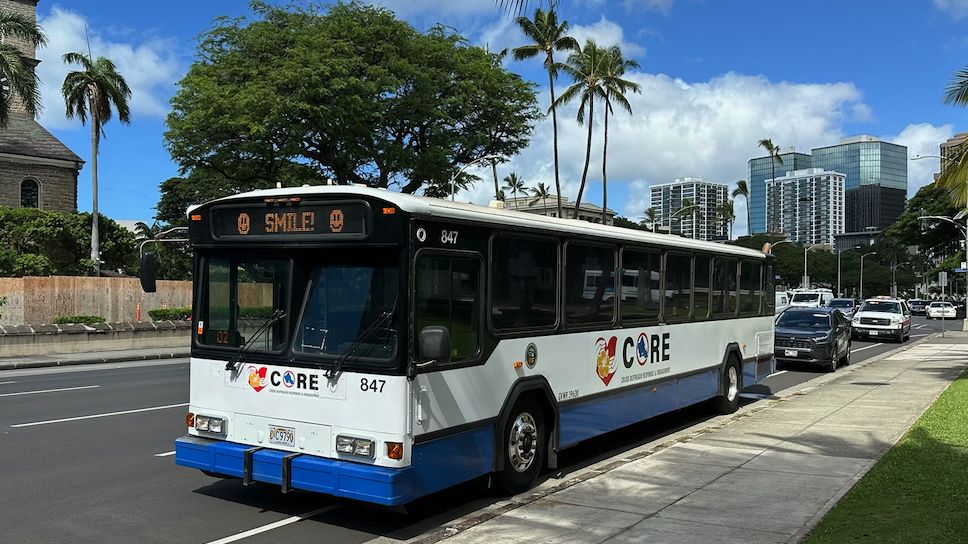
left=745, top=195, right=751, bottom=237
left=574, top=97, right=594, bottom=218
left=491, top=161, right=499, bottom=201
left=768, top=156, right=776, bottom=233
left=601, top=93, right=609, bottom=225
left=547, top=58, right=563, bottom=219
left=89, top=94, right=100, bottom=277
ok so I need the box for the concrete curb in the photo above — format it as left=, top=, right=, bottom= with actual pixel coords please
left=0, top=350, right=191, bottom=371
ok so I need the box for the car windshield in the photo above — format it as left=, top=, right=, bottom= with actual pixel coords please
left=829, top=300, right=853, bottom=308
left=199, top=257, right=290, bottom=351
left=776, top=311, right=831, bottom=330
left=791, top=293, right=820, bottom=302
left=859, top=300, right=901, bottom=313
left=930, top=302, right=952, bottom=308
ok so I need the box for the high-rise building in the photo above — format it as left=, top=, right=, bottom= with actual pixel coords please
left=940, top=132, right=968, bottom=174
left=765, top=168, right=845, bottom=245
left=650, top=177, right=730, bottom=241
left=747, top=150, right=812, bottom=234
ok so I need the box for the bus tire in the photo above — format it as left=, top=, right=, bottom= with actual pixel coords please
left=714, top=357, right=741, bottom=415
left=496, top=397, right=545, bottom=495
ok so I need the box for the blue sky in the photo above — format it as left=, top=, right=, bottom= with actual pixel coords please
left=36, top=0, right=968, bottom=234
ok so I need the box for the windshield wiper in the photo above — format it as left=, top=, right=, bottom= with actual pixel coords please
left=325, top=295, right=399, bottom=380
left=225, top=309, right=288, bottom=372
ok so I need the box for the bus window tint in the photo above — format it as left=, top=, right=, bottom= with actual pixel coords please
left=492, top=237, right=558, bottom=330
left=619, top=249, right=660, bottom=321
left=565, top=244, right=615, bottom=325
left=712, top=258, right=737, bottom=315
left=664, top=253, right=691, bottom=320
left=694, top=255, right=711, bottom=319
left=739, top=261, right=761, bottom=314
left=415, top=255, right=480, bottom=360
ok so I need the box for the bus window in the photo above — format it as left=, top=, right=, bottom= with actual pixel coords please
left=491, top=236, right=558, bottom=330
left=620, top=249, right=660, bottom=321
left=664, top=253, right=691, bottom=320
left=200, top=258, right=290, bottom=351
left=712, top=258, right=738, bottom=316
left=739, top=261, right=761, bottom=314
left=565, top=243, right=615, bottom=325
left=415, top=254, right=481, bottom=361
left=694, top=255, right=711, bottom=319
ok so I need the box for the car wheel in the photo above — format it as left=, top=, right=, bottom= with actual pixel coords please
left=843, top=341, right=852, bottom=366
left=496, top=397, right=545, bottom=495
left=827, top=354, right=837, bottom=373
left=714, top=358, right=742, bottom=414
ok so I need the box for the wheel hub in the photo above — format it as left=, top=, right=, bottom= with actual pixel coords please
left=726, top=366, right=738, bottom=401
left=508, top=412, right=538, bottom=473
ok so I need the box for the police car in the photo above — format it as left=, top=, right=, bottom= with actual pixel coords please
left=850, top=296, right=912, bottom=343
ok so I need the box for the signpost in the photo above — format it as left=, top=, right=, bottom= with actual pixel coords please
left=940, top=272, right=948, bottom=338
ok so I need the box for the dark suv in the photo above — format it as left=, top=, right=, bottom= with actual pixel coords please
left=774, top=307, right=852, bottom=372
left=908, top=299, right=928, bottom=316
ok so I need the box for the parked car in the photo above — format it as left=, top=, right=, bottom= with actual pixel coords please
left=926, top=301, right=957, bottom=319
left=775, top=292, right=790, bottom=315
left=827, top=298, right=859, bottom=318
left=788, top=289, right=835, bottom=309
left=907, top=299, right=928, bottom=315
left=850, top=297, right=912, bottom=343
left=774, top=307, right=852, bottom=372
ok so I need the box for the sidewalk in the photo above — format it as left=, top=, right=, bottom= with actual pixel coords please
left=406, top=333, right=968, bottom=544
left=0, top=345, right=190, bottom=371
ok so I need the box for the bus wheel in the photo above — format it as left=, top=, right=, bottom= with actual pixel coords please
left=497, top=397, right=545, bottom=495
left=714, top=358, right=741, bottom=415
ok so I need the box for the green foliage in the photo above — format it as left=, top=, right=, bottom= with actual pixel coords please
left=612, top=216, right=649, bottom=231
left=0, top=208, right=137, bottom=277
left=148, top=307, right=192, bottom=320
left=162, top=1, right=540, bottom=207
left=885, top=182, right=963, bottom=261
left=240, top=306, right=273, bottom=319
left=52, top=315, right=106, bottom=325
left=0, top=11, right=46, bottom=125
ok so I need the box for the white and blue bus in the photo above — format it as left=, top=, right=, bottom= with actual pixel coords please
left=163, top=186, right=776, bottom=506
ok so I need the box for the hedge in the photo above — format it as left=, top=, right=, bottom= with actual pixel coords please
left=148, top=307, right=192, bottom=321
left=52, top=315, right=106, bottom=325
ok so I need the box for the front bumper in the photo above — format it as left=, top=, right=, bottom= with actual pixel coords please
left=851, top=325, right=900, bottom=338
left=774, top=344, right=835, bottom=365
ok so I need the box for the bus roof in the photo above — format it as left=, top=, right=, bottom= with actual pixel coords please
left=204, top=185, right=767, bottom=259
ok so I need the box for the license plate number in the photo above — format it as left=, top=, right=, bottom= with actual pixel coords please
left=268, top=425, right=295, bottom=447
left=869, top=330, right=878, bottom=336
left=784, top=349, right=798, bottom=357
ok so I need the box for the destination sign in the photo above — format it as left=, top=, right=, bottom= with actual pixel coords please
left=211, top=203, right=368, bottom=238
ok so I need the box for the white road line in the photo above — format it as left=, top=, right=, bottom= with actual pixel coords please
left=0, top=385, right=100, bottom=398
left=154, top=451, right=176, bottom=457
left=916, top=324, right=927, bottom=330
left=204, top=505, right=338, bottom=544
left=11, top=402, right=188, bottom=428
left=0, top=381, right=17, bottom=385
left=911, top=333, right=930, bottom=337
left=738, top=392, right=771, bottom=399
left=768, top=370, right=788, bottom=377
left=851, top=343, right=883, bottom=354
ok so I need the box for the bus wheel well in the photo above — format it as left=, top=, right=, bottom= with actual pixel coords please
left=494, top=378, right=559, bottom=473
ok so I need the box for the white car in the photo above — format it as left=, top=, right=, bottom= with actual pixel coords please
left=850, top=297, right=912, bottom=343
left=926, top=301, right=957, bottom=319
left=789, top=289, right=835, bottom=309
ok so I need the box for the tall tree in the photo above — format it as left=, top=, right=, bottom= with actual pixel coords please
left=716, top=200, right=736, bottom=240
left=677, top=197, right=700, bottom=239
left=499, top=0, right=558, bottom=15
left=62, top=52, right=131, bottom=276
left=757, top=138, right=783, bottom=233
left=529, top=181, right=553, bottom=212
left=732, top=179, right=750, bottom=237
left=0, top=11, right=45, bottom=126
left=940, top=68, right=968, bottom=206
left=644, top=206, right=658, bottom=232
left=503, top=172, right=526, bottom=210
left=513, top=9, right=578, bottom=218
left=554, top=39, right=608, bottom=217
left=599, top=45, right=641, bottom=223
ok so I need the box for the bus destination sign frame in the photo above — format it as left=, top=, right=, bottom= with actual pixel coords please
left=210, top=201, right=370, bottom=240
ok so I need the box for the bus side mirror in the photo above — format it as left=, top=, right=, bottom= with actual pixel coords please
left=140, top=253, right=157, bottom=293
left=419, top=326, right=451, bottom=364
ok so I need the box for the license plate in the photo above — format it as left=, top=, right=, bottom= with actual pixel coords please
left=784, top=349, right=798, bottom=357
left=268, top=425, right=295, bottom=447
left=869, top=330, right=878, bottom=336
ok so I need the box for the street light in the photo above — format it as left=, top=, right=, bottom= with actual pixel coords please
left=803, top=243, right=827, bottom=289
left=450, top=154, right=501, bottom=202
left=768, top=239, right=792, bottom=253
left=859, top=251, right=877, bottom=301
left=837, top=245, right=862, bottom=298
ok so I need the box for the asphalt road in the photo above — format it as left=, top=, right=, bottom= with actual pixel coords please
left=0, top=316, right=957, bottom=544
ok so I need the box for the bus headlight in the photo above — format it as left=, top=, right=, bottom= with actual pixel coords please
left=195, top=415, right=225, bottom=435
left=336, top=435, right=374, bottom=458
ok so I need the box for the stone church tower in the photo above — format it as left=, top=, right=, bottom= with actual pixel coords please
left=0, top=0, right=83, bottom=213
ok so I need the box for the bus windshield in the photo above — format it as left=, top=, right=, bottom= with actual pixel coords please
left=200, top=257, right=290, bottom=351
left=294, top=262, right=399, bottom=362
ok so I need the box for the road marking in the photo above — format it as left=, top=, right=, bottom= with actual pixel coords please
left=916, top=324, right=927, bottom=330
left=0, top=381, right=17, bottom=385
left=203, top=505, right=338, bottom=544
left=851, top=344, right=883, bottom=354
left=0, top=385, right=100, bottom=398
left=911, top=334, right=930, bottom=337
left=738, top=392, right=772, bottom=399
left=154, top=450, right=176, bottom=457
left=11, top=402, right=188, bottom=428
left=767, top=370, right=787, bottom=377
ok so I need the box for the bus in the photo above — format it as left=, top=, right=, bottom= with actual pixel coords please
left=159, top=186, right=776, bottom=506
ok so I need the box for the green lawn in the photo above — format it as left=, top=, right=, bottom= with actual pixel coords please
left=803, top=370, right=968, bottom=543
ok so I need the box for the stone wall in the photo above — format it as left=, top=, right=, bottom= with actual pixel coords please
left=0, top=276, right=193, bottom=325
left=0, top=159, right=78, bottom=212
left=0, top=320, right=191, bottom=357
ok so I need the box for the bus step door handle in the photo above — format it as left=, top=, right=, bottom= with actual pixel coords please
left=281, top=453, right=302, bottom=494
left=242, top=447, right=263, bottom=486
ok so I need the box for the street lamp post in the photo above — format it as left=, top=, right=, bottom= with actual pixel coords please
left=450, top=154, right=501, bottom=202
left=859, top=251, right=877, bottom=301
left=803, top=243, right=826, bottom=289
left=837, top=245, right=862, bottom=298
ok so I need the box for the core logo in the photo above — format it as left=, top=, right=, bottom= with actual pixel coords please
left=595, top=336, right=618, bottom=386
left=247, top=366, right=268, bottom=392
left=283, top=370, right=296, bottom=388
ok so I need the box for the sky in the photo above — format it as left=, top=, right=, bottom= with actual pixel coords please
left=34, top=0, right=968, bottom=236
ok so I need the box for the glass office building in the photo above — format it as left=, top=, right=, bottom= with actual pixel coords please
left=765, top=168, right=845, bottom=245
left=747, top=151, right=812, bottom=234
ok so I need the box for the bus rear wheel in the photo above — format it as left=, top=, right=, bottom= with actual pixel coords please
left=714, top=358, right=741, bottom=415
left=496, top=397, right=545, bottom=495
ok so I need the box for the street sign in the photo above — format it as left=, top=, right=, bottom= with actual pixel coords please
left=939, top=271, right=948, bottom=287
left=957, top=268, right=968, bottom=273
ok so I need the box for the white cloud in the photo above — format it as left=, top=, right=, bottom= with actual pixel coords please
left=369, top=0, right=496, bottom=20
left=886, top=122, right=955, bottom=196
left=934, top=0, right=968, bottom=19
left=36, top=6, right=183, bottom=129
left=569, top=16, right=645, bottom=57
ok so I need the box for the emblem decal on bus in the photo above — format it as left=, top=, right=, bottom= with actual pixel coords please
left=237, top=212, right=251, bottom=235
left=595, top=336, right=618, bottom=386
left=525, top=343, right=537, bottom=369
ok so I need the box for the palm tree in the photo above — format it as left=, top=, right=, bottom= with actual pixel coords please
left=503, top=172, right=526, bottom=210
left=529, top=182, right=553, bottom=214
left=758, top=138, right=783, bottom=232
left=62, top=52, right=132, bottom=275
left=644, top=207, right=659, bottom=232
left=674, top=198, right=701, bottom=239
left=0, top=11, right=46, bottom=126
left=599, top=46, right=641, bottom=224
left=716, top=200, right=736, bottom=240
left=500, top=0, right=559, bottom=15
left=732, top=179, right=750, bottom=237
left=514, top=9, right=578, bottom=218
left=941, top=68, right=968, bottom=206
left=554, top=40, right=608, bottom=217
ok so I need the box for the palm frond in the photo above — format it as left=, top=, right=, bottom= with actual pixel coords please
left=943, top=66, right=968, bottom=106
left=0, top=11, right=47, bottom=47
